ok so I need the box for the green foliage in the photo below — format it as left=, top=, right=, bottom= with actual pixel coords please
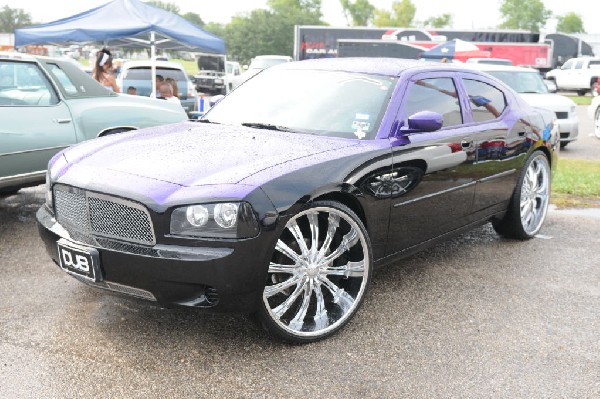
left=146, top=1, right=180, bottom=14
left=340, top=0, right=375, bottom=26
left=423, top=13, right=452, bottom=28
left=223, top=0, right=324, bottom=64
left=181, top=12, right=204, bottom=27
left=556, top=12, right=585, bottom=34
left=499, top=0, right=551, bottom=32
left=373, top=0, right=415, bottom=28
left=0, top=5, right=32, bottom=32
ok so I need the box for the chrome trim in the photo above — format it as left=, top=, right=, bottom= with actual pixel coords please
left=0, top=145, right=67, bottom=157
left=97, top=126, right=137, bottom=137
left=393, top=181, right=477, bottom=208
left=478, top=169, right=516, bottom=183
left=0, top=170, right=46, bottom=189
left=73, top=276, right=157, bottom=301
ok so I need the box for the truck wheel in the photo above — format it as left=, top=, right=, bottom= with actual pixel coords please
left=577, top=89, right=587, bottom=96
left=591, top=82, right=599, bottom=97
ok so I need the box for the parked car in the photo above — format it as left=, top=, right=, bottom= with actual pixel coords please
left=224, top=60, right=241, bottom=93
left=231, top=55, right=292, bottom=90
left=193, top=53, right=226, bottom=95
left=587, top=95, right=600, bottom=139
left=466, top=63, right=578, bottom=148
left=37, top=58, right=559, bottom=343
left=116, top=60, right=198, bottom=116
left=545, top=56, right=600, bottom=96
left=466, top=58, right=513, bottom=66
left=0, top=52, right=188, bottom=195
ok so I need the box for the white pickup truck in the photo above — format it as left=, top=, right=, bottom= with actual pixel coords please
left=546, top=57, right=600, bottom=96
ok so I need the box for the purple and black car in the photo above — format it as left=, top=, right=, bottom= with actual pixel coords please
left=37, top=58, right=559, bottom=343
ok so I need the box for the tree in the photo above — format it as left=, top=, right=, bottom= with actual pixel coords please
left=556, top=12, right=584, bottom=33
left=499, top=0, right=551, bottom=32
left=423, top=13, right=452, bottom=28
left=340, top=0, right=375, bottom=26
left=0, top=5, right=32, bottom=33
left=181, top=12, right=204, bottom=27
left=146, top=1, right=180, bottom=14
left=373, top=0, right=415, bottom=28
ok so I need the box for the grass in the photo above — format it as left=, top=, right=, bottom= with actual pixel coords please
left=551, top=158, right=600, bottom=208
left=569, top=96, right=593, bottom=106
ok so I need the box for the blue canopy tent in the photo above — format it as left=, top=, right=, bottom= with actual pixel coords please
left=15, top=0, right=226, bottom=94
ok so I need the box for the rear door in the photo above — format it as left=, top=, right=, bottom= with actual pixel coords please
left=0, top=60, right=76, bottom=184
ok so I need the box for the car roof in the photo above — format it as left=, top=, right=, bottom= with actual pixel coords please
left=278, top=57, right=485, bottom=78
left=462, top=63, right=539, bottom=73
left=121, top=60, right=186, bottom=70
left=254, top=55, right=292, bottom=60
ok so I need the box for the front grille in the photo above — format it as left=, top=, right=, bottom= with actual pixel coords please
left=555, top=112, right=568, bottom=119
left=54, top=186, right=156, bottom=246
left=74, top=276, right=157, bottom=301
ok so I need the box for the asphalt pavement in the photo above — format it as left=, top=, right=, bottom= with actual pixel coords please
left=0, top=106, right=599, bottom=398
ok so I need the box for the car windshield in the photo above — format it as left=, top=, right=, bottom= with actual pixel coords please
left=121, top=67, right=189, bottom=98
left=204, top=68, right=396, bottom=139
left=487, top=71, right=548, bottom=94
left=249, top=58, right=289, bottom=69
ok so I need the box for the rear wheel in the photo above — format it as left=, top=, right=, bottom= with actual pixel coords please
left=493, top=151, right=550, bottom=239
left=577, top=89, right=587, bottom=96
left=256, top=201, right=372, bottom=343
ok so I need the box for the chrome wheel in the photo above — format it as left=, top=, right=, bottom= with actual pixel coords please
left=519, top=154, right=550, bottom=236
left=260, top=202, right=371, bottom=342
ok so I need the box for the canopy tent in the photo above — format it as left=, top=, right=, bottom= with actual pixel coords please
left=420, top=39, right=490, bottom=62
left=15, top=0, right=226, bottom=96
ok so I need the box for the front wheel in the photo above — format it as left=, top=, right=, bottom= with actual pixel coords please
left=493, top=151, right=551, bottom=239
left=256, top=201, right=372, bottom=343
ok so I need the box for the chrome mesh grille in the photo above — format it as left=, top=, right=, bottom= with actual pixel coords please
left=54, top=186, right=156, bottom=246
left=88, top=196, right=155, bottom=244
left=54, top=190, right=88, bottom=231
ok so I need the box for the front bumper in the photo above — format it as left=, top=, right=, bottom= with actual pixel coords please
left=557, top=117, right=578, bottom=142
left=36, top=206, right=272, bottom=312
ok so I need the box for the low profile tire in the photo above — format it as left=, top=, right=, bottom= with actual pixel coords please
left=256, top=200, right=372, bottom=343
left=594, top=109, right=600, bottom=139
left=493, top=151, right=551, bottom=240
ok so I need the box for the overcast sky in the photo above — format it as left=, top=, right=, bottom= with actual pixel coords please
left=3, top=0, right=595, bottom=33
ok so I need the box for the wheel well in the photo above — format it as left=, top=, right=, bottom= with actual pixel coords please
left=313, top=192, right=367, bottom=228
left=98, top=127, right=136, bottom=137
left=535, top=146, right=553, bottom=168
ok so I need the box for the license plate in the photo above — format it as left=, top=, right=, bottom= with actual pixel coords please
left=57, top=239, right=101, bottom=282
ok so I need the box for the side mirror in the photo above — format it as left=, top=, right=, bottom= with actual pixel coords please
left=544, top=79, right=557, bottom=93
left=401, top=111, right=443, bottom=133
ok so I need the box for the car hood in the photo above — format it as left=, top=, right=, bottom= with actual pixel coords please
left=519, top=93, right=576, bottom=112
left=62, top=122, right=359, bottom=187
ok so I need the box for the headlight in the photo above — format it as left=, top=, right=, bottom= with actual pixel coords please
left=170, top=202, right=259, bottom=238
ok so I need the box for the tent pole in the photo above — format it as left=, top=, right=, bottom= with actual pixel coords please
left=151, top=31, right=156, bottom=97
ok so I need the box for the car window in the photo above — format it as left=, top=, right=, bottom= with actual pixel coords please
left=46, top=63, right=78, bottom=95
left=404, top=78, right=462, bottom=127
left=574, top=61, right=584, bottom=70
left=462, top=79, right=506, bottom=122
left=205, top=69, right=396, bottom=140
left=487, top=71, right=548, bottom=94
left=589, top=61, right=600, bottom=69
left=561, top=60, right=573, bottom=70
left=0, top=61, right=58, bottom=106
left=122, top=67, right=188, bottom=97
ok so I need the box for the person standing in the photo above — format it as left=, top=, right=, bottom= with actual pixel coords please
left=92, top=48, right=120, bottom=93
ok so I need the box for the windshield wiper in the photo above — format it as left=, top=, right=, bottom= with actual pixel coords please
left=241, top=122, right=296, bottom=132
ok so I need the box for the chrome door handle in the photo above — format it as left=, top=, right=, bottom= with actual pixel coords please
left=461, top=140, right=473, bottom=149
left=53, top=118, right=72, bottom=124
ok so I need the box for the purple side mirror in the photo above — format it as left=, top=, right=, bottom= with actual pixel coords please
left=403, top=111, right=443, bottom=133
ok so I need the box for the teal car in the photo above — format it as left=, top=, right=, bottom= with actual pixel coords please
left=0, top=53, right=188, bottom=195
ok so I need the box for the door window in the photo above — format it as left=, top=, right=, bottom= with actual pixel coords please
left=404, top=78, right=462, bottom=127
left=0, top=61, right=58, bottom=106
left=462, top=79, right=506, bottom=122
